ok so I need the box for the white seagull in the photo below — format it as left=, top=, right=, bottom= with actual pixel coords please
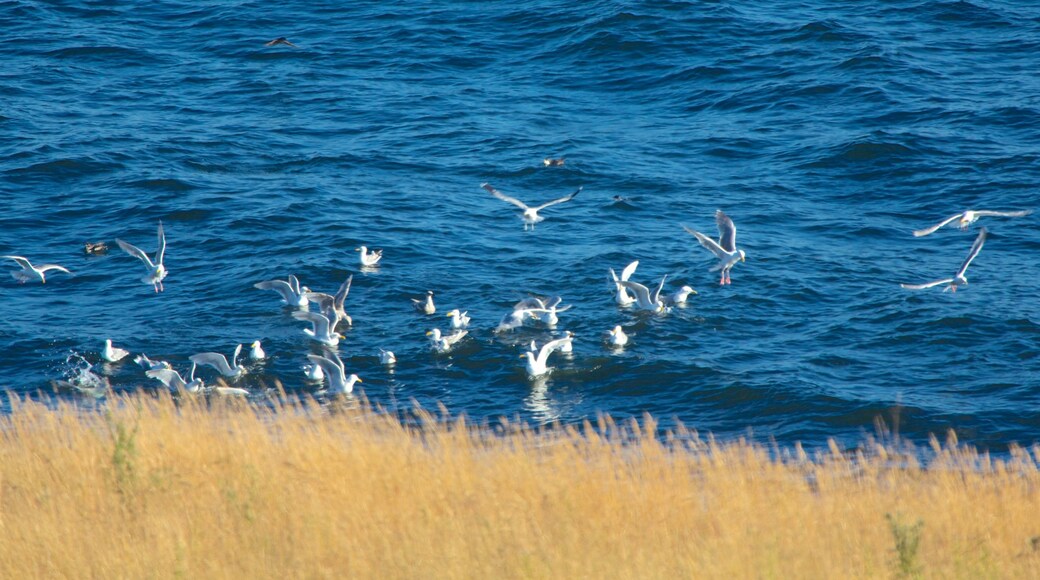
left=379, top=349, right=397, bottom=365
left=249, top=340, right=266, bottom=361
left=606, top=325, right=629, bottom=347
left=190, top=344, right=246, bottom=378
left=1, top=255, right=72, bottom=284
left=302, top=362, right=325, bottom=382
left=482, top=182, right=582, bottom=230
left=618, top=275, right=668, bottom=313
left=495, top=308, right=539, bottom=333
left=412, top=291, right=435, bottom=315
left=292, top=311, right=343, bottom=346
left=901, top=227, right=987, bottom=293
left=559, top=330, right=575, bottom=354
left=609, top=260, right=640, bottom=306
left=134, top=354, right=171, bottom=371
left=101, top=339, right=130, bottom=363
left=116, top=221, right=167, bottom=292
left=254, top=275, right=309, bottom=308
left=306, top=352, right=361, bottom=395
left=514, top=296, right=572, bottom=326
left=683, top=210, right=746, bottom=285
left=147, top=363, right=205, bottom=393
left=666, top=285, right=698, bottom=307
left=913, top=209, right=1032, bottom=237
left=446, top=309, right=470, bottom=329
left=427, top=328, right=468, bottom=353
left=356, top=245, right=383, bottom=267
left=522, top=335, right=573, bottom=378
left=306, top=275, right=353, bottom=327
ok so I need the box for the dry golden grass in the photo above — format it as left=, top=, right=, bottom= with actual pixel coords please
left=1, top=391, right=1039, bottom=579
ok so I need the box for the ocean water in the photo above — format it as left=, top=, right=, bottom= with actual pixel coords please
left=1, top=0, right=1039, bottom=450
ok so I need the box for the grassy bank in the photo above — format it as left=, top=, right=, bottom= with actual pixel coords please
left=1, top=392, right=1038, bottom=578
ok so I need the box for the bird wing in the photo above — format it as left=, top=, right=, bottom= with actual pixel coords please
left=681, top=225, right=728, bottom=259
left=621, top=260, right=639, bottom=282
left=232, top=344, right=243, bottom=367
left=651, top=274, right=668, bottom=304
left=482, top=183, right=530, bottom=210
left=115, top=239, right=156, bottom=269
left=1, top=256, right=33, bottom=270
left=255, top=279, right=296, bottom=302
left=306, top=355, right=342, bottom=382
left=900, top=279, right=954, bottom=290
left=514, top=297, right=546, bottom=310
left=155, top=222, right=166, bottom=265
left=912, top=213, right=963, bottom=237
left=293, top=310, right=331, bottom=336
left=715, top=210, right=737, bottom=252
left=37, top=264, right=71, bottom=274
left=956, top=227, right=987, bottom=278
left=973, top=209, right=1032, bottom=218
left=189, top=352, right=233, bottom=376
left=146, top=368, right=186, bottom=390
left=617, top=280, right=653, bottom=308
left=288, top=274, right=302, bottom=296
left=334, top=275, right=353, bottom=307
left=531, top=186, right=582, bottom=212
left=536, top=336, right=572, bottom=366
left=444, top=330, right=468, bottom=346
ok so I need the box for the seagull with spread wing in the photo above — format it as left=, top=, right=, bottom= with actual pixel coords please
left=115, top=221, right=167, bottom=292
left=481, top=182, right=581, bottom=230
left=902, top=227, right=988, bottom=293
left=1, top=255, right=72, bottom=284
left=683, top=210, right=746, bottom=285
left=912, top=209, right=1031, bottom=237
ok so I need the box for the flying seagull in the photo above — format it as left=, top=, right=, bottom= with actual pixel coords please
left=683, top=210, right=746, bottom=285
left=912, top=209, right=1031, bottom=237
left=116, top=221, right=167, bottom=292
left=1, top=255, right=72, bottom=284
left=482, top=182, right=581, bottom=230
left=901, top=227, right=988, bottom=293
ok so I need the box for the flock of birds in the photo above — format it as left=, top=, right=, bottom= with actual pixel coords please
left=2, top=172, right=1033, bottom=399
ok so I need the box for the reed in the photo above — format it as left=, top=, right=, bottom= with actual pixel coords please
left=0, top=391, right=1038, bottom=578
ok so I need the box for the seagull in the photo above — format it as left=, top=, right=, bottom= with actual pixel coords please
left=306, top=352, right=361, bottom=395
left=522, top=335, right=573, bottom=378
left=609, top=260, right=640, bottom=306
left=1, top=255, right=72, bottom=284
left=481, top=183, right=582, bottom=230
left=412, top=291, right=435, bottom=315
left=559, top=330, right=575, bottom=354
left=446, top=309, right=470, bottom=329
left=134, top=354, right=171, bottom=371
left=683, top=210, right=746, bottom=285
left=543, top=157, right=565, bottom=167
left=901, top=227, right=987, bottom=293
left=379, top=349, right=396, bottom=365
left=249, top=340, right=266, bottom=361
left=254, top=275, right=309, bottom=308
left=190, top=344, right=246, bottom=378
left=265, top=37, right=298, bottom=48
left=305, top=275, right=353, bottom=327
left=116, top=221, right=167, bottom=292
left=606, top=325, right=628, bottom=347
left=618, top=275, right=668, bottom=313
left=147, top=363, right=205, bottom=393
left=303, top=362, right=325, bottom=381
left=427, top=328, right=468, bottom=353
left=666, top=285, right=698, bottom=307
left=495, top=308, right=539, bottom=333
left=356, top=246, right=382, bottom=267
left=913, top=210, right=1031, bottom=237
left=514, top=296, right=572, bottom=326
left=292, top=311, right=343, bottom=346
left=101, top=339, right=129, bottom=363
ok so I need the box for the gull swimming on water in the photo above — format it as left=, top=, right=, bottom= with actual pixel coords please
left=495, top=308, right=539, bottom=333
left=683, top=210, right=746, bottom=285
left=522, top=335, right=573, bottom=378
left=249, top=340, right=266, bottom=361
left=666, top=285, right=698, bottom=307
left=254, top=275, right=309, bottom=308
left=606, top=325, right=628, bottom=347
left=190, top=344, right=246, bottom=378
left=901, top=227, right=987, bottom=293
left=427, top=328, right=468, bottom=353
left=147, top=363, right=205, bottom=393
left=481, top=183, right=582, bottom=230
left=116, top=221, right=167, bottom=292
left=303, top=362, right=325, bottom=382
left=609, top=260, right=640, bottom=306
left=306, top=275, right=353, bottom=327
left=379, top=349, right=396, bottom=365
left=306, top=351, right=361, bottom=395
left=412, top=291, right=435, bottom=315
left=356, top=246, right=382, bottom=267
left=101, top=339, right=130, bottom=363
left=292, top=311, right=343, bottom=346
left=618, top=275, right=668, bottom=313
left=514, top=296, right=572, bottom=326
left=912, top=209, right=1032, bottom=237
left=2, top=255, right=72, bottom=284
left=446, top=309, right=470, bottom=329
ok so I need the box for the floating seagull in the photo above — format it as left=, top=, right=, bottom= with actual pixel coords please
left=379, top=349, right=396, bottom=365
left=254, top=275, right=309, bottom=308
left=306, top=275, right=353, bottom=327
left=101, top=339, right=129, bottom=363
left=265, top=37, right=298, bottom=48
left=618, top=275, right=668, bottom=313
left=683, top=210, right=746, bottom=285
left=116, top=221, right=167, bottom=292
left=134, top=353, right=171, bottom=371
left=190, top=344, right=246, bottom=379
left=514, top=296, right=572, bottom=326
left=913, top=209, right=1032, bottom=237
left=543, top=157, right=565, bottom=167
left=901, top=227, right=987, bottom=293
left=303, top=362, right=325, bottom=382
left=356, top=246, right=382, bottom=267
left=412, top=291, right=435, bottom=315
left=606, top=325, right=629, bottom=347
left=522, top=335, right=573, bottom=378
left=609, top=260, right=640, bottom=306
left=559, top=330, right=575, bottom=354
left=666, top=285, right=698, bottom=307
left=1, top=255, right=72, bottom=284
left=446, top=309, right=470, bottom=329
left=306, top=352, right=361, bottom=395
left=292, top=311, right=343, bottom=346
left=249, top=340, right=266, bottom=361
left=481, top=182, right=582, bottom=230
left=147, top=363, right=204, bottom=393
left=427, top=328, right=468, bottom=353
left=495, top=308, right=539, bottom=333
